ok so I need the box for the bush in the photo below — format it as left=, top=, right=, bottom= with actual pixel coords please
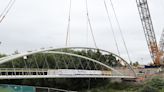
left=147, top=77, right=164, bottom=90
left=139, top=85, right=159, bottom=92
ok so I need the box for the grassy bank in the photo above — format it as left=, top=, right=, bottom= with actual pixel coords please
left=83, top=77, right=164, bottom=92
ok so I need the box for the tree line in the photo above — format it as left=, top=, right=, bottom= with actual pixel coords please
left=0, top=49, right=120, bottom=91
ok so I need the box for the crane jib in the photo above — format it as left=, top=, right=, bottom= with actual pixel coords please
left=136, top=0, right=162, bottom=65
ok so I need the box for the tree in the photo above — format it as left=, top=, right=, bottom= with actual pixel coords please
left=0, top=49, right=114, bottom=91
left=133, top=61, right=139, bottom=67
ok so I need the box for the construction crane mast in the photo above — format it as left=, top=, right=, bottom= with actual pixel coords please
left=136, top=0, right=163, bottom=66
left=160, top=29, right=164, bottom=53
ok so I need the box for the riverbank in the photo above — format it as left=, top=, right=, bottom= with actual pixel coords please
left=83, top=77, right=164, bottom=92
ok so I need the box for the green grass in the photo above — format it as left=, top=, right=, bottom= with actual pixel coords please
left=83, top=77, right=164, bottom=92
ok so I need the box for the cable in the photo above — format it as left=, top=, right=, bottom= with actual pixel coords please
left=109, top=0, right=131, bottom=62
left=0, top=0, right=16, bottom=23
left=0, top=0, right=13, bottom=19
left=65, top=0, right=72, bottom=46
left=86, top=10, right=89, bottom=46
left=103, top=0, right=120, bottom=56
left=86, top=0, right=98, bottom=48
left=0, top=0, right=15, bottom=23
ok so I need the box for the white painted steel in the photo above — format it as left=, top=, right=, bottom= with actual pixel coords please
left=0, top=75, right=135, bottom=79
left=0, top=47, right=136, bottom=79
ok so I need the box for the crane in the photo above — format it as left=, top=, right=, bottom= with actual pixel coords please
left=136, top=0, right=164, bottom=66
left=159, top=29, right=164, bottom=53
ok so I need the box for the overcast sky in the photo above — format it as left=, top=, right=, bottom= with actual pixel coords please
left=0, top=0, right=164, bottom=64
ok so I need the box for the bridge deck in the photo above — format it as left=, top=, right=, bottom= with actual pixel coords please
left=0, top=68, right=135, bottom=79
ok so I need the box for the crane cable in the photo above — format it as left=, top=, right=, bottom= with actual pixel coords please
left=86, top=14, right=89, bottom=46
left=0, top=0, right=13, bottom=18
left=109, top=0, right=131, bottom=62
left=103, top=0, right=120, bottom=56
left=86, top=0, right=98, bottom=48
left=65, top=0, right=72, bottom=46
left=0, top=0, right=16, bottom=23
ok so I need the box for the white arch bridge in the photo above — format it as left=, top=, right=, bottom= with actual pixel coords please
left=0, top=47, right=136, bottom=79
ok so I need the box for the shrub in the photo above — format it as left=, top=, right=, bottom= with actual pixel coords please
left=139, top=85, right=159, bottom=92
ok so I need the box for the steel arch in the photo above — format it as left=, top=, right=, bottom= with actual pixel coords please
left=0, top=47, right=136, bottom=77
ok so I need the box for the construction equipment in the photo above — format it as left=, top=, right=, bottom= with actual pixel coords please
left=136, top=0, right=164, bottom=66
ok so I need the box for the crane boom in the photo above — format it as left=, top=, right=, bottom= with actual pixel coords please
left=160, top=29, right=164, bottom=53
left=136, top=0, right=160, bottom=65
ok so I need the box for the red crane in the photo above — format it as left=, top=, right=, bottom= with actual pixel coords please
left=136, top=0, right=163, bottom=66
